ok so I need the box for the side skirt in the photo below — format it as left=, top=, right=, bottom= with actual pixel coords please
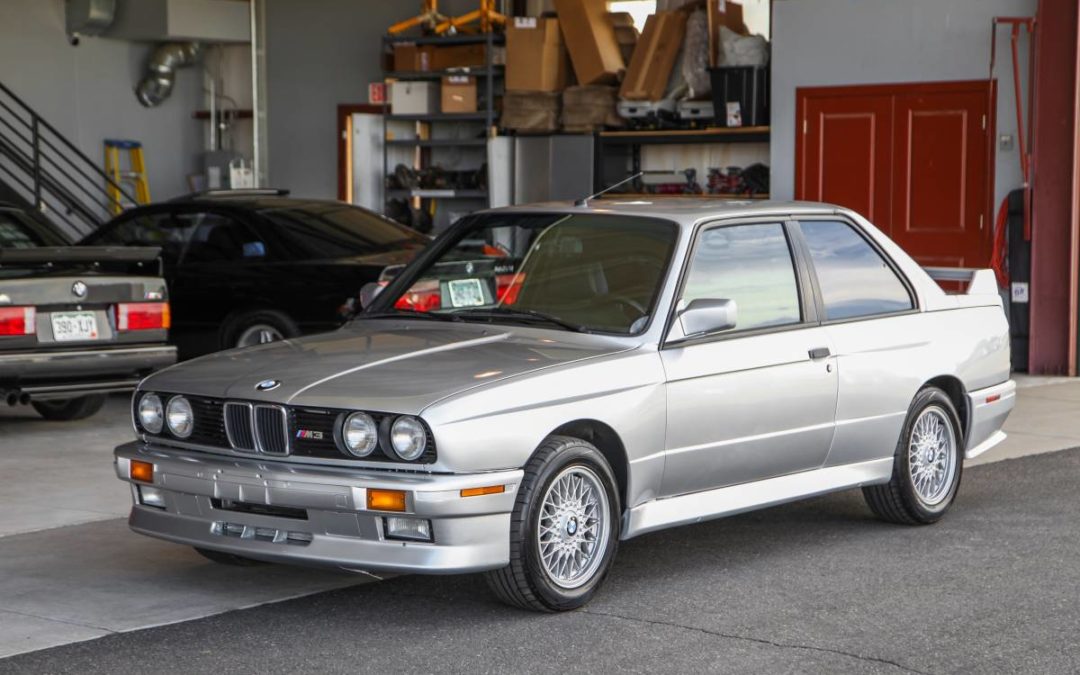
left=622, top=457, right=894, bottom=539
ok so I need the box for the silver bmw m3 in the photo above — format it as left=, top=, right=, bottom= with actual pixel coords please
left=115, top=200, right=1014, bottom=611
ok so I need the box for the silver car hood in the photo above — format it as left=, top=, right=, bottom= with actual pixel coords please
left=142, top=319, right=632, bottom=414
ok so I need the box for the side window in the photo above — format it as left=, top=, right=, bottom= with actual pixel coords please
left=88, top=213, right=191, bottom=264
left=799, top=220, right=914, bottom=321
left=178, top=213, right=267, bottom=264
left=681, top=223, right=802, bottom=332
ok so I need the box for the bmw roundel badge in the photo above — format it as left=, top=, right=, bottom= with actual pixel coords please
left=255, top=379, right=281, bottom=391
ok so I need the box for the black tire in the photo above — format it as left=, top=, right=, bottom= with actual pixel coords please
left=863, top=386, right=964, bottom=525
left=485, top=435, right=621, bottom=612
left=220, top=309, right=299, bottom=350
left=194, top=547, right=267, bottom=567
left=31, top=394, right=107, bottom=421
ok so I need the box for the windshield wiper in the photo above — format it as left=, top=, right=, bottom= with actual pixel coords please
left=359, top=309, right=462, bottom=322
left=454, top=307, right=590, bottom=333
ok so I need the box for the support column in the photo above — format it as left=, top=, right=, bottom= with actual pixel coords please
left=1029, top=0, right=1080, bottom=374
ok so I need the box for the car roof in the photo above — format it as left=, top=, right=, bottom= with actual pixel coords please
left=480, top=199, right=846, bottom=226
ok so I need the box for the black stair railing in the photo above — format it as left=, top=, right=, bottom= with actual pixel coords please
left=0, top=80, right=138, bottom=239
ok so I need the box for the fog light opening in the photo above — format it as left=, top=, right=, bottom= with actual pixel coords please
left=384, top=516, right=432, bottom=542
left=137, top=485, right=166, bottom=509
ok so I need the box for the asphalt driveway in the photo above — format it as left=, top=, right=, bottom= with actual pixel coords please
left=3, top=447, right=1077, bottom=674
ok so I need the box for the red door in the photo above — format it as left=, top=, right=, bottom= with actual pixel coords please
left=796, top=81, right=995, bottom=268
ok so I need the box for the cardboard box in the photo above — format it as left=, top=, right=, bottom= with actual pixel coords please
left=554, top=0, right=625, bottom=85
left=501, top=91, right=561, bottom=133
left=390, top=81, right=437, bottom=115
left=609, top=12, right=639, bottom=64
left=506, top=17, right=568, bottom=92
left=562, top=84, right=622, bottom=132
left=619, top=11, right=687, bottom=101
left=441, top=75, right=477, bottom=113
left=393, top=43, right=433, bottom=72
left=430, top=44, right=487, bottom=70
left=707, top=0, right=749, bottom=67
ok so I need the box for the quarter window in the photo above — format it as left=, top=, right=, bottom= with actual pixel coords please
left=681, top=223, right=802, bottom=332
left=86, top=212, right=192, bottom=264
left=799, top=220, right=913, bottom=320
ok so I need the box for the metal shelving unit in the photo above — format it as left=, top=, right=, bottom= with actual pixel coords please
left=381, top=32, right=503, bottom=227
left=593, top=126, right=772, bottom=195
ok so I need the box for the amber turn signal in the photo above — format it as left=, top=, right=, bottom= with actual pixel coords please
left=129, top=459, right=154, bottom=483
left=367, top=489, right=407, bottom=512
left=460, top=484, right=505, bottom=498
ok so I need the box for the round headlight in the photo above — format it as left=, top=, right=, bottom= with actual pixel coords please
left=390, top=416, right=427, bottom=461
left=165, top=396, right=194, bottom=438
left=137, top=393, right=164, bottom=434
left=342, top=412, right=378, bottom=457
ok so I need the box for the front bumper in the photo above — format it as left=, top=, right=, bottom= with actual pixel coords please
left=114, top=441, right=521, bottom=574
left=0, top=344, right=176, bottom=396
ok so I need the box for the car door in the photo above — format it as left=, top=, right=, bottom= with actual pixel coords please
left=171, top=210, right=270, bottom=352
left=793, top=218, right=921, bottom=469
left=660, top=220, right=838, bottom=497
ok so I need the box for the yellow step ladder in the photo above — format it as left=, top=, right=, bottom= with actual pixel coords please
left=104, top=139, right=150, bottom=214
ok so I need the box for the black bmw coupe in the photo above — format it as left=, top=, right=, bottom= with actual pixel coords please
left=81, top=190, right=428, bottom=359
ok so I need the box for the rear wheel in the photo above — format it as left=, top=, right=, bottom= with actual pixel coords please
left=221, top=310, right=299, bottom=350
left=485, top=435, right=620, bottom=612
left=194, top=547, right=267, bottom=567
left=863, top=386, right=964, bottom=525
left=31, top=394, right=107, bottom=421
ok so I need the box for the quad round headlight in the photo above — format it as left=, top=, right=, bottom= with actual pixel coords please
left=390, top=416, right=427, bottom=461
left=165, top=396, right=194, bottom=438
left=137, top=393, right=164, bottom=434
left=342, top=412, right=378, bottom=457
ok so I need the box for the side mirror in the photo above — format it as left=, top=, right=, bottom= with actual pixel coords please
left=670, top=298, right=738, bottom=341
left=359, top=281, right=384, bottom=309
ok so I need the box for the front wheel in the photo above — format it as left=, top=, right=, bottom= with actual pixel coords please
left=863, top=386, right=964, bottom=525
left=485, top=435, right=620, bottom=612
left=31, top=394, right=107, bottom=421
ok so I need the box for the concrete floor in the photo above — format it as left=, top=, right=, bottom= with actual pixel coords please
left=0, top=378, right=1077, bottom=660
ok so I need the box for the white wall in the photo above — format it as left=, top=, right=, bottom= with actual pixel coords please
left=0, top=0, right=203, bottom=202
left=263, top=0, right=476, bottom=199
left=771, top=0, right=1035, bottom=211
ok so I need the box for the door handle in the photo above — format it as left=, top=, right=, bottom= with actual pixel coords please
left=808, top=347, right=831, bottom=359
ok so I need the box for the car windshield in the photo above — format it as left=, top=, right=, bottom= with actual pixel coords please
left=371, top=213, right=679, bottom=335
left=259, top=203, right=427, bottom=258
left=0, top=210, right=67, bottom=248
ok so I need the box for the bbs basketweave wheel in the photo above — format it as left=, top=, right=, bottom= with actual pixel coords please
left=863, top=386, right=964, bottom=525
left=485, top=436, right=621, bottom=612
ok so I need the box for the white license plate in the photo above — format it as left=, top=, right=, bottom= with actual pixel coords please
left=51, top=312, right=99, bottom=342
left=447, top=278, right=486, bottom=308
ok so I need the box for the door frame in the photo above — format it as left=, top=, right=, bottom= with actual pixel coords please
left=336, top=103, right=383, bottom=203
left=795, top=79, right=997, bottom=259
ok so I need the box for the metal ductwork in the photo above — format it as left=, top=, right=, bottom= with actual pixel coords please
left=135, top=42, right=202, bottom=107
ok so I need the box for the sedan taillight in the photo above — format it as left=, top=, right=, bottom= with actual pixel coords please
left=0, top=306, right=35, bottom=336
left=115, top=302, right=171, bottom=331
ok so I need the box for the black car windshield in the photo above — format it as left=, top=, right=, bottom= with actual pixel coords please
left=259, top=204, right=427, bottom=258
left=372, top=213, right=678, bottom=335
left=0, top=210, right=67, bottom=248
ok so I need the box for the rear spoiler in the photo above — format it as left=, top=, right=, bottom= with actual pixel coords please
left=924, top=267, right=1000, bottom=295
left=0, top=246, right=161, bottom=265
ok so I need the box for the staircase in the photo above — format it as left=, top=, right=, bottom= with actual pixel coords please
left=0, top=81, right=138, bottom=240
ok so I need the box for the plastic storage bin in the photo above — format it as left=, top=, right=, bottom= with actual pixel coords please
left=708, top=66, right=769, bottom=127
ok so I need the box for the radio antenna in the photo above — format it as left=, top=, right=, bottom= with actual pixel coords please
left=574, top=171, right=643, bottom=207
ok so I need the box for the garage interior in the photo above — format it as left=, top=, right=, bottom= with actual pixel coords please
left=1, top=0, right=1080, bottom=669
